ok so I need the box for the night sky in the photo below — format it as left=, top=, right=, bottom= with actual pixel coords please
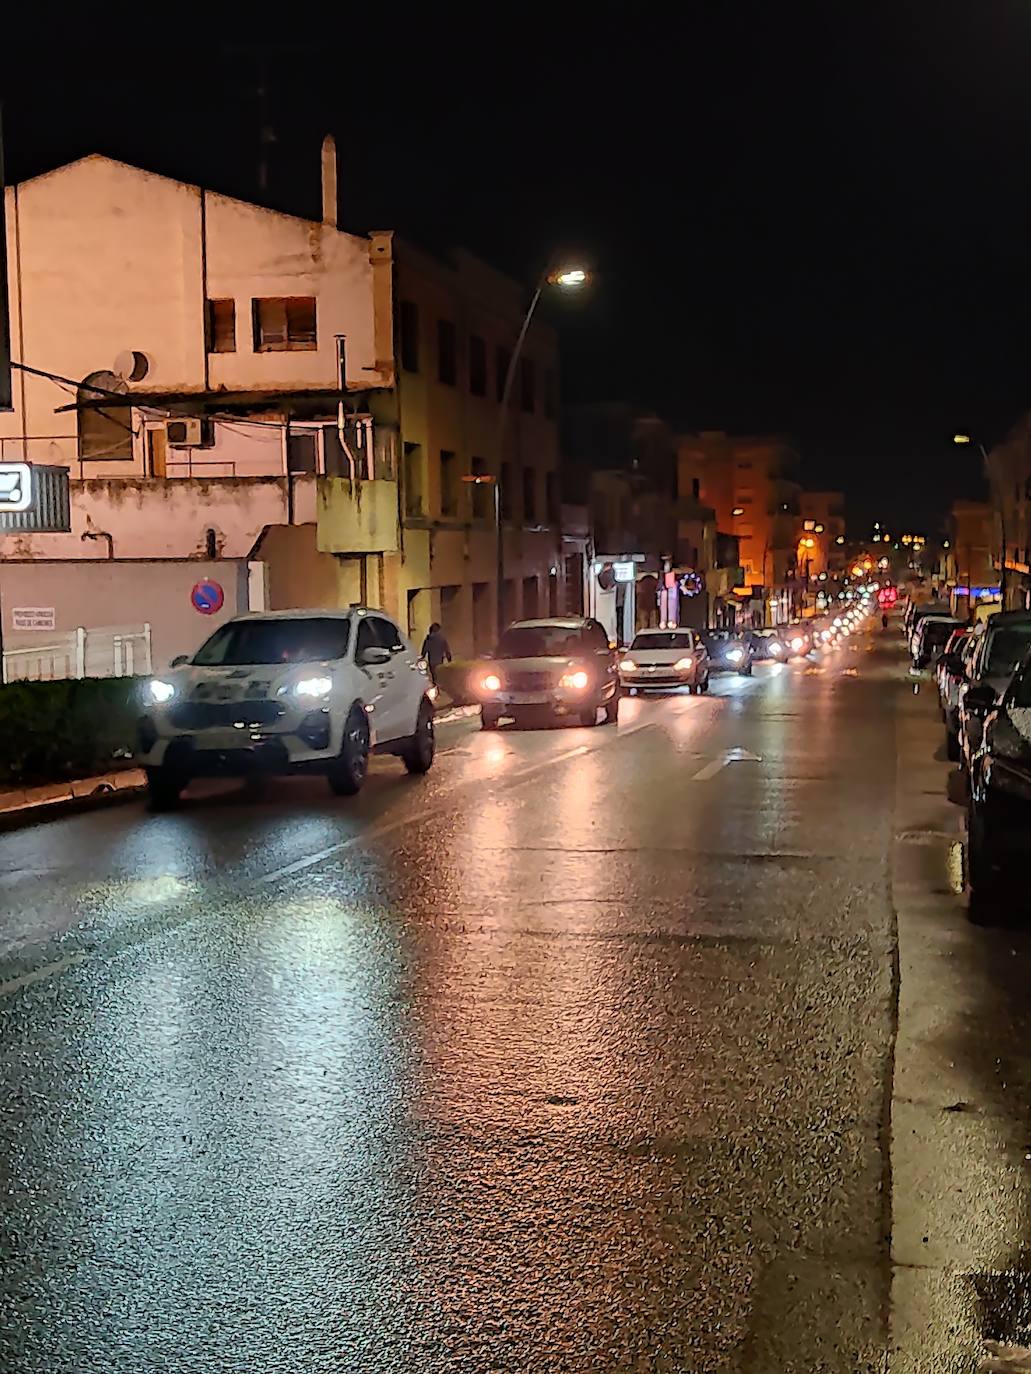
left=5, top=2, right=1031, bottom=533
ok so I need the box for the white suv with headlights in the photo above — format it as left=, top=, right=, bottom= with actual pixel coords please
left=138, top=609, right=435, bottom=807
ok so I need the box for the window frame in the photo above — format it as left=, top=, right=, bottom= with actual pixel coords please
left=252, top=296, right=318, bottom=353
left=205, top=299, right=237, bottom=354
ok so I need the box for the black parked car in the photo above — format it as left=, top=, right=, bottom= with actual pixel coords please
left=966, top=646, right=1031, bottom=923
left=700, top=630, right=753, bottom=676
left=957, top=612, right=1031, bottom=773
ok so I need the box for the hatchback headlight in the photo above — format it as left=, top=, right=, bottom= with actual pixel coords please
left=769, top=640, right=784, bottom=655
left=790, top=636, right=805, bottom=652
left=295, top=676, right=333, bottom=699
left=148, top=679, right=176, bottom=704
left=559, top=670, right=590, bottom=690
left=725, top=648, right=744, bottom=663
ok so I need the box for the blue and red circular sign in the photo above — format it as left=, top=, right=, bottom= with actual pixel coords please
left=191, top=579, right=224, bottom=615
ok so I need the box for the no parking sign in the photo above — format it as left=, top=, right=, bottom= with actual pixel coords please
left=191, top=580, right=224, bottom=615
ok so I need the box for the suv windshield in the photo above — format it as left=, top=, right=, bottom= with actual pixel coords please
left=987, top=625, right=1031, bottom=677
left=631, top=631, right=694, bottom=650
left=496, top=625, right=585, bottom=658
left=193, top=618, right=351, bottom=666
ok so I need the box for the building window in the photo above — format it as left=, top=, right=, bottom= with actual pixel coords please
left=252, top=297, right=317, bottom=351
left=496, top=346, right=511, bottom=402
left=77, top=371, right=133, bottom=461
left=522, top=466, right=537, bottom=523
left=546, top=470, right=560, bottom=523
left=500, top=462, right=514, bottom=520
left=471, top=456, right=490, bottom=520
left=438, top=319, right=457, bottom=386
left=400, top=301, right=420, bottom=373
left=469, top=334, right=487, bottom=396
left=404, top=442, right=425, bottom=517
left=287, top=431, right=319, bottom=473
left=544, top=368, right=558, bottom=420
left=205, top=299, right=236, bottom=353
left=520, top=358, right=535, bottom=413
left=440, top=448, right=459, bottom=517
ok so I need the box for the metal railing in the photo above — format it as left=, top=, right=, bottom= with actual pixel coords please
left=3, top=624, right=152, bottom=683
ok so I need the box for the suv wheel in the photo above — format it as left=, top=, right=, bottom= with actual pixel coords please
left=146, top=765, right=188, bottom=811
left=328, top=705, right=370, bottom=796
left=402, top=700, right=435, bottom=774
left=967, top=800, right=1005, bottom=925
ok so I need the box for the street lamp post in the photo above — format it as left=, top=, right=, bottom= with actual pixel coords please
left=954, top=433, right=1007, bottom=606
left=494, top=264, right=588, bottom=639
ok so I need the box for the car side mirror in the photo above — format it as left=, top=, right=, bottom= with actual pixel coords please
left=170, top=654, right=189, bottom=668
left=358, top=645, right=392, bottom=667
left=965, top=682, right=996, bottom=713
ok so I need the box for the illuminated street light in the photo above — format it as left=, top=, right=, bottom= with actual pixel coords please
left=549, top=267, right=588, bottom=287
left=494, top=259, right=591, bottom=635
left=732, top=507, right=745, bottom=516
left=835, top=535, right=845, bottom=544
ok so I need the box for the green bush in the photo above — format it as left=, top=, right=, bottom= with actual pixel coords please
left=0, top=677, right=143, bottom=787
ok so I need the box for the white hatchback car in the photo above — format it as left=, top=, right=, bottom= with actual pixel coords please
left=137, top=608, right=435, bottom=807
left=619, top=628, right=710, bottom=693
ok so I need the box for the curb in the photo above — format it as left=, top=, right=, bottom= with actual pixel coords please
left=434, top=703, right=480, bottom=725
left=0, top=769, right=147, bottom=832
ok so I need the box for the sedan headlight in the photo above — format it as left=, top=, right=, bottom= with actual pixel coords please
left=769, top=640, right=784, bottom=655
left=295, top=675, right=333, bottom=699
left=620, top=658, right=638, bottom=671
left=559, top=669, right=590, bottom=690
left=725, top=647, right=744, bottom=663
left=674, top=657, right=694, bottom=670
left=148, top=679, right=176, bottom=704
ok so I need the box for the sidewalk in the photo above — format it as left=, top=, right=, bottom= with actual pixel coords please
left=889, top=664, right=1031, bottom=1369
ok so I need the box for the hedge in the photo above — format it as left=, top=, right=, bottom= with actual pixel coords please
left=0, top=677, right=143, bottom=788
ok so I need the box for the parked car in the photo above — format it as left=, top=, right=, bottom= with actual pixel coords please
left=747, top=629, right=786, bottom=661
left=905, top=600, right=950, bottom=645
left=620, top=628, right=710, bottom=693
left=699, top=630, right=754, bottom=676
left=476, top=617, right=620, bottom=729
left=966, top=646, right=1031, bottom=922
left=957, top=611, right=1031, bottom=773
left=782, top=625, right=812, bottom=658
left=911, top=614, right=961, bottom=669
left=938, top=627, right=976, bottom=761
left=138, top=608, right=435, bottom=807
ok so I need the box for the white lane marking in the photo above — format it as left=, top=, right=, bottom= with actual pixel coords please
left=0, top=952, right=86, bottom=999
left=691, top=747, right=762, bottom=781
left=257, top=742, right=592, bottom=886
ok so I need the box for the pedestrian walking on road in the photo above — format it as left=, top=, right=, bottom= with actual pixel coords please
left=421, top=622, right=452, bottom=688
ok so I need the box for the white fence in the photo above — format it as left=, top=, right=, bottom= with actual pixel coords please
left=3, top=624, right=152, bottom=683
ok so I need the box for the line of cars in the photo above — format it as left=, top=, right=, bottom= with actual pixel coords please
left=928, top=605, right=1031, bottom=921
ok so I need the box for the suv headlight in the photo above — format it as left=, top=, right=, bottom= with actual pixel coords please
left=148, top=679, right=176, bottom=704
left=674, top=657, right=694, bottom=670
left=620, top=658, right=638, bottom=671
left=559, top=670, right=590, bottom=690
left=295, top=676, right=333, bottom=699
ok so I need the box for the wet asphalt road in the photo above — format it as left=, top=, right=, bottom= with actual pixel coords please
left=0, top=628, right=1009, bottom=1371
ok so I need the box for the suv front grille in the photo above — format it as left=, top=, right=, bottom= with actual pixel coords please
left=169, top=701, right=283, bottom=729
left=506, top=670, right=555, bottom=692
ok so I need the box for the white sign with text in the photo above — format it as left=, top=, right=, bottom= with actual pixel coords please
left=11, top=607, right=56, bottom=631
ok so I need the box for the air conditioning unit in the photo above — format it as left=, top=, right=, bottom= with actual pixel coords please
left=165, top=417, right=213, bottom=448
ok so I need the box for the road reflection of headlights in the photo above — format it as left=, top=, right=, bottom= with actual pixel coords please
left=726, top=648, right=744, bottom=663
left=560, top=669, right=590, bottom=690
left=481, top=673, right=502, bottom=693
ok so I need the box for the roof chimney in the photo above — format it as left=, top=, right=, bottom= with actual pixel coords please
left=321, top=134, right=337, bottom=228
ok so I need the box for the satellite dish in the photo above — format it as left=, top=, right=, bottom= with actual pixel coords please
left=113, top=349, right=150, bottom=383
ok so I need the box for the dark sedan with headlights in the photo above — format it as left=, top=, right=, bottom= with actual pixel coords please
left=699, top=630, right=753, bottom=676
left=475, top=617, right=621, bottom=729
